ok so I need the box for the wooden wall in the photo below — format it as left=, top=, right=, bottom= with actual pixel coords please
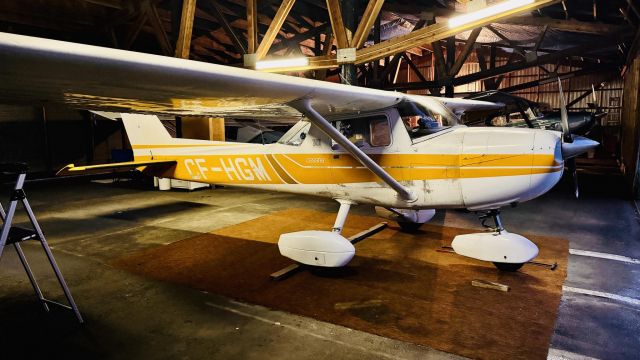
left=620, top=58, right=640, bottom=199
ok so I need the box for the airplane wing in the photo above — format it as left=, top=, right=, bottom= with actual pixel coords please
left=0, top=32, right=406, bottom=120
left=57, top=160, right=176, bottom=176
left=0, top=32, right=497, bottom=120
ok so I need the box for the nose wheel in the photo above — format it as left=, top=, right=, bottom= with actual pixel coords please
left=451, top=209, right=538, bottom=272
left=479, top=210, right=526, bottom=272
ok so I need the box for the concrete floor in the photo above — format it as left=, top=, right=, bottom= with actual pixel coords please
left=0, top=173, right=638, bottom=359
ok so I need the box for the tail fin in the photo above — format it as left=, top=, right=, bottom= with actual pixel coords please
left=120, top=113, right=174, bottom=145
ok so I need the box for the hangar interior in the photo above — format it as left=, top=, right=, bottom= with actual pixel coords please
left=0, top=1, right=639, bottom=359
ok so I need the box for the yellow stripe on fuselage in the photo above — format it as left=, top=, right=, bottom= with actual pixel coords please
left=135, top=151, right=561, bottom=185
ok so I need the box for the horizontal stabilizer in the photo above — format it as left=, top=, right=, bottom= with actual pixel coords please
left=57, top=160, right=176, bottom=176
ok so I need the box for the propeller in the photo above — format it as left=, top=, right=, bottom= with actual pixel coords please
left=557, top=78, right=579, bottom=198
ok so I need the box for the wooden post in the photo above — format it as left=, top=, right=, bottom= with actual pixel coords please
left=175, top=0, right=197, bottom=59
left=246, top=0, right=258, bottom=54
left=620, top=58, right=640, bottom=198
left=181, top=117, right=225, bottom=141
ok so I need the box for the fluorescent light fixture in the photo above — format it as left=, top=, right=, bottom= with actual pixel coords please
left=254, top=57, right=309, bottom=70
left=448, top=0, right=534, bottom=28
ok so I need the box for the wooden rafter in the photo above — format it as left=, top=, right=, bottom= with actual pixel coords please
left=261, top=0, right=560, bottom=72
left=326, top=0, right=349, bottom=49
left=351, top=0, right=384, bottom=49
left=205, top=1, right=246, bottom=54
left=246, top=0, right=258, bottom=53
left=175, top=0, right=197, bottom=59
left=448, top=27, right=481, bottom=76
left=255, top=0, right=296, bottom=60
left=146, top=1, right=173, bottom=56
left=498, top=16, right=628, bottom=34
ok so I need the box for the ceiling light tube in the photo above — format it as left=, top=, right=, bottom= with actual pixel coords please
left=254, top=57, right=309, bottom=70
left=448, top=0, right=535, bottom=28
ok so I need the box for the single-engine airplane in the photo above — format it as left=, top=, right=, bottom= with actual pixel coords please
left=0, top=33, right=598, bottom=271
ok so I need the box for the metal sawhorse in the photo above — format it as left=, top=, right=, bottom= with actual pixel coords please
left=0, top=163, right=83, bottom=323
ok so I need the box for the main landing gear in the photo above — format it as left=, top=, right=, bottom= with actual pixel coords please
left=278, top=200, right=356, bottom=267
left=451, top=209, right=539, bottom=272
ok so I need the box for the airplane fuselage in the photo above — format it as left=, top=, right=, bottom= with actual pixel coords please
left=131, top=108, right=564, bottom=211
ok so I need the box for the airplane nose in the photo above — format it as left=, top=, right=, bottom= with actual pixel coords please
left=561, top=136, right=599, bottom=159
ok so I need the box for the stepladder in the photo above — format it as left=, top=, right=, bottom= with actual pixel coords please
left=0, top=163, right=83, bottom=323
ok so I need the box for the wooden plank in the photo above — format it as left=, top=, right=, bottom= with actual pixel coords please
left=471, top=279, right=510, bottom=292
left=175, top=0, right=197, bottom=59
left=351, top=0, right=385, bottom=49
left=326, top=0, right=349, bottom=49
left=246, top=0, right=258, bottom=54
left=255, top=0, right=297, bottom=60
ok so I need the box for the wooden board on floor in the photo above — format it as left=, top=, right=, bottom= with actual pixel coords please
left=112, top=208, right=568, bottom=360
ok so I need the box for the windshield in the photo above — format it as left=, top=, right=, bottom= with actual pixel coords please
left=398, top=99, right=457, bottom=140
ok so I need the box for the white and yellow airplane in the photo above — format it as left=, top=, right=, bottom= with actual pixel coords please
left=0, top=33, right=597, bottom=271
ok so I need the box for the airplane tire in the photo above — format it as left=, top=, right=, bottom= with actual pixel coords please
left=397, top=221, right=423, bottom=232
left=492, top=262, right=524, bottom=272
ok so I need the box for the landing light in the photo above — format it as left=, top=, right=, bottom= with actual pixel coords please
left=254, top=57, right=309, bottom=70
left=448, top=0, right=535, bottom=28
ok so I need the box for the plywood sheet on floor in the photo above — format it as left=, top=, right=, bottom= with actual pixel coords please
left=113, top=209, right=568, bottom=360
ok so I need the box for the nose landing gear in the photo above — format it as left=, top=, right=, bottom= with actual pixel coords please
left=451, top=209, right=539, bottom=272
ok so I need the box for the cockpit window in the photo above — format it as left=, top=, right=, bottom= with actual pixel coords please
left=398, top=99, right=457, bottom=140
left=331, top=115, right=391, bottom=149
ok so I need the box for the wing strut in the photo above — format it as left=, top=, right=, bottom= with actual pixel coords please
left=290, top=99, right=417, bottom=202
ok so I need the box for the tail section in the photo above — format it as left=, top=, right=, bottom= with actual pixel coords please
left=119, top=113, right=222, bottom=160
left=120, top=113, right=175, bottom=146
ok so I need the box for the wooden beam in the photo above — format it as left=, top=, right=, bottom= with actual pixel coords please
left=386, top=40, right=620, bottom=91
left=255, top=0, right=297, bottom=60
left=316, top=29, right=335, bottom=80
left=205, top=1, right=246, bottom=54
left=271, top=23, right=330, bottom=53
left=265, top=0, right=560, bottom=73
left=175, top=0, right=197, bottom=59
left=326, top=0, right=349, bottom=49
left=351, top=0, right=384, bottom=49
left=431, top=41, right=447, bottom=79
left=448, top=27, right=481, bottom=76
left=247, top=0, right=258, bottom=53
left=499, top=16, right=629, bottom=34
left=499, top=66, right=614, bottom=93
left=146, top=1, right=173, bottom=56
left=124, top=12, right=148, bottom=49
left=402, top=53, right=428, bottom=83
left=355, top=0, right=560, bottom=64
left=533, top=25, right=548, bottom=52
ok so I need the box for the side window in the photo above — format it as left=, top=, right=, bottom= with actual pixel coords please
left=331, top=115, right=390, bottom=148
left=369, top=118, right=391, bottom=147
